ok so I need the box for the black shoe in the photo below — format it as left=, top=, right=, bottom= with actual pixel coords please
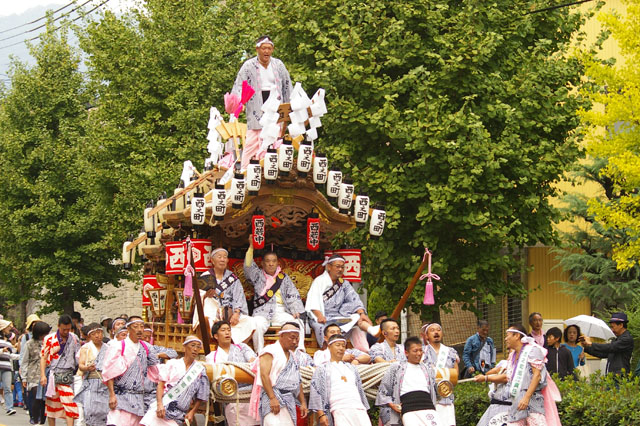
left=6, top=408, right=17, bottom=415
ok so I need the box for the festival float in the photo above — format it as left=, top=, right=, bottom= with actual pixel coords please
left=120, top=82, right=456, bottom=422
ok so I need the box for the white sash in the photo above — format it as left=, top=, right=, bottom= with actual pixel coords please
left=149, top=361, right=205, bottom=414
left=434, top=345, right=449, bottom=369
left=509, top=344, right=535, bottom=398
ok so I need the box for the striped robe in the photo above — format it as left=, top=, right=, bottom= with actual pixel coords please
left=74, top=344, right=109, bottom=426
left=370, top=341, right=407, bottom=363
left=422, top=344, right=459, bottom=405
left=259, top=353, right=301, bottom=425
left=143, top=345, right=179, bottom=411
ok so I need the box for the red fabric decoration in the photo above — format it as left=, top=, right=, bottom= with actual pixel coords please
left=252, top=215, right=266, bottom=249
left=306, top=217, right=321, bottom=251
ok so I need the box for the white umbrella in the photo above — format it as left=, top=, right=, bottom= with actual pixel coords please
left=563, top=315, right=615, bottom=340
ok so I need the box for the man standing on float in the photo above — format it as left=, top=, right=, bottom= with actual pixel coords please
left=232, top=35, right=293, bottom=169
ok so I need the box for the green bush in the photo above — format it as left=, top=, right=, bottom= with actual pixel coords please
left=450, top=373, right=640, bottom=426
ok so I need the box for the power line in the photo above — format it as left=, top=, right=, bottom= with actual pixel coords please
left=0, top=0, right=110, bottom=51
left=526, top=0, right=596, bottom=15
left=0, top=1, right=77, bottom=35
left=0, top=0, right=95, bottom=43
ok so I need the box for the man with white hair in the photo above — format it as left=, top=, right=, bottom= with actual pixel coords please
left=140, top=335, right=209, bottom=426
left=250, top=322, right=308, bottom=426
left=100, top=316, right=160, bottom=426
left=193, top=247, right=255, bottom=344
left=305, top=254, right=373, bottom=351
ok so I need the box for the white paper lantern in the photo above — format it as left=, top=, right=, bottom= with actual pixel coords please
left=354, top=194, right=370, bottom=227
left=213, top=181, right=227, bottom=221
left=229, top=172, right=246, bottom=209
left=278, top=141, right=294, bottom=176
left=247, top=159, right=262, bottom=195
left=326, top=169, right=342, bottom=200
left=173, top=182, right=185, bottom=212
left=264, top=147, right=279, bottom=183
left=369, top=206, right=386, bottom=238
left=157, top=192, right=167, bottom=224
left=313, top=153, right=328, bottom=187
left=122, top=240, right=132, bottom=267
left=297, top=141, right=314, bottom=176
left=190, top=188, right=206, bottom=225
left=337, top=178, right=354, bottom=213
left=143, top=200, right=155, bottom=238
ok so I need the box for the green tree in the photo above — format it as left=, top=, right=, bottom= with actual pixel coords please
left=584, top=0, right=640, bottom=270
left=265, top=0, right=591, bottom=316
left=0, top=24, right=124, bottom=314
left=553, top=158, right=640, bottom=311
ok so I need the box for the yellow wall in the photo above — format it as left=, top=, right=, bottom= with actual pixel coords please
left=526, top=246, right=591, bottom=320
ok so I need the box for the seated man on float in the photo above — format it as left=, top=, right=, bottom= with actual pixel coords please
left=244, top=236, right=306, bottom=352
left=313, top=323, right=371, bottom=366
left=305, top=254, right=373, bottom=352
left=192, top=247, right=255, bottom=344
left=369, top=318, right=406, bottom=363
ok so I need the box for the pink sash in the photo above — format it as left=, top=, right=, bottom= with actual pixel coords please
left=542, top=376, right=562, bottom=426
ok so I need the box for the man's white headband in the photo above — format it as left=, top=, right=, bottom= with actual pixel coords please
left=278, top=328, right=300, bottom=335
left=507, top=328, right=535, bottom=344
left=422, top=323, right=441, bottom=333
left=115, top=326, right=127, bottom=336
left=126, top=319, right=144, bottom=327
left=144, top=328, right=153, bottom=333
left=322, top=256, right=345, bottom=267
left=211, top=248, right=228, bottom=257
left=87, top=327, right=102, bottom=336
left=183, top=336, right=203, bottom=346
left=328, top=338, right=347, bottom=346
left=256, top=38, right=274, bottom=48
left=507, top=328, right=526, bottom=337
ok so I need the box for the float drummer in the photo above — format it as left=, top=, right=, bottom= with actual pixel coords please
left=244, top=238, right=305, bottom=352
left=193, top=247, right=255, bottom=344
left=309, top=334, right=371, bottom=426
left=305, top=254, right=373, bottom=352
left=140, top=336, right=209, bottom=426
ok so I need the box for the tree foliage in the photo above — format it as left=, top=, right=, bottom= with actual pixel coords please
left=0, top=25, right=124, bottom=314
left=584, top=0, right=640, bottom=270
left=553, top=158, right=640, bottom=311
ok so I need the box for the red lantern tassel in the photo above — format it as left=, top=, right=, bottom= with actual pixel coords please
left=424, top=280, right=435, bottom=305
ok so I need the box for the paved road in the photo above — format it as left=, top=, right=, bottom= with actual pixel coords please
left=0, top=406, right=31, bottom=426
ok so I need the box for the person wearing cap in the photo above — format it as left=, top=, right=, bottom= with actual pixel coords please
left=231, top=35, right=293, bottom=170
left=74, top=323, right=109, bottom=426
left=140, top=328, right=178, bottom=413
left=369, top=318, right=406, bottom=364
left=462, top=319, right=495, bottom=378
left=376, top=336, right=441, bottom=426
left=305, top=254, right=373, bottom=351
left=582, top=311, right=634, bottom=376
left=422, top=323, right=459, bottom=426
left=100, top=317, right=112, bottom=337
left=0, top=319, right=20, bottom=416
left=140, top=335, right=209, bottom=426
left=244, top=237, right=306, bottom=352
left=313, top=323, right=371, bottom=366
left=100, top=315, right=160, bottom=426
left=309, top=333, right=371, bottom=426
left=249, top=322, right=308, bottom=426
left=21, top=321, right=51, bottom=425
left=193, top=247, right=255, bottom=344
left=39, top=314, right=82, bottom=425
left=205, top=320, right=258, bottom=426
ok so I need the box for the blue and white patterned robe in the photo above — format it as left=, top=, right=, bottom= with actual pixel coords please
left=422, top=344, right=459, bottom=406
left=232, top=57, right=292, bottom=130
left=259, top=353, right=301, bottom=425
left=376, top=362, right=438, bottom=426
left=244, top=261, right=305, bottom=320
left=160, top=362, right=210, bottom=423
left=74, top=344, right=109, bottom=426
left=201, top=269, right=249, bottom=314
left=308, top=362, right=369, bottom=426
left=143, top=345, right=179, bottom=411
left=370, top=341, right=407, bottom=363
left=506, top=345, right=548, bottom=423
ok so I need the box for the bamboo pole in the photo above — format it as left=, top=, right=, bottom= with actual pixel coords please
left=390, top=254, right=429, bottom=320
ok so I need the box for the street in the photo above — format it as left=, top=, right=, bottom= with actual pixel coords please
left=0, top=406, right=30, bottom=426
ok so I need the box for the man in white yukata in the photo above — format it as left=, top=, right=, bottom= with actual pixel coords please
left=422, top=323, right=459, bottom=426
left=309, top=333, right=371, bottom=426
left=100, top=316, right=160, bottom=426
left=140, top=335, right=209, bottom=426
left=249, top=322, right=308, bottom=426
left=313, top=323, right=371, bottom=366
left=244, top=240, right=305, bottom=352
left=205, top=321, right=258, bottom=426
left=232, top=35, right=293, bottom=170
left=193, top=247, right=255, bottom=344
left=370, top=319, right=406, bottom=363
left=376, top=337, right=442, bottom=426
left=306, top=254, right=373, bottom=352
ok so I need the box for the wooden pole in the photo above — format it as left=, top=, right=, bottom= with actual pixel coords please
left=189, top=241, right=211, bottom=355
left=390, top=254, right=429, bottom=320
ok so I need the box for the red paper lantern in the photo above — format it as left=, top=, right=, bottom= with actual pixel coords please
left=191, top=239, right=212, bottom=272
left=306, top=215, right=321, bottom=251
left=165, top=241, right=187, bottom=274
left=252, top=214, right=266, bottom=249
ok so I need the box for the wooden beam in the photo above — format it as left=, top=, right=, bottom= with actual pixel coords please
left=147, top=169, right=224, bottom=218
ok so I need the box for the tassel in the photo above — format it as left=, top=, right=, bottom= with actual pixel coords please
left=177, top=311, right=184, bottom=324
left=424, top=280, right=435, bottom=305
left=420, top=248, right=440, bottom=305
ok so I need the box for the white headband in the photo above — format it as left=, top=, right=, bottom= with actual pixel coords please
left=126, top=319, right=144, bottom=327
left=211, top=248, right=228, bottom=257
left=256, top=38, right=274, bottom=48
left=115, top=326, right=128, bottom=336
left=328, top=338, right=347, bottom=346
left=87, top=328, right=102, bottom=336
left=278, top=328, right=300, bottom=335
left=144, top=328, right=153, bottom=333
left=507, top=328, right=526, bottom=337
left=183, top=336, right=203, bottom=346
left=507, top=328, right=535, bottom=345
left=322, top=256, right=345, bottom=267
left=423, top=323, right=442, bottom=333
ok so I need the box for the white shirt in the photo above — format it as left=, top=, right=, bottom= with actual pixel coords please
left=328, top=362, right=365, bottom=412
left=126, top=337, right=140, bottom=355
left=206, top=346, right=229, bottom=364
left=259, top=62, right=276, bottom=91
left=313, top=349, right=331, bottom=366
left=400, top=363, right=430, bottom=396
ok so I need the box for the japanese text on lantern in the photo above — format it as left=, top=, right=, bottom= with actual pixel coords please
left=315, top=158, right=327, bottom=181
left=191, top=197, right=206, bottom=224
left=372, top=212, right=386, bottom=234
left=299, top=146, right=313, bottom=169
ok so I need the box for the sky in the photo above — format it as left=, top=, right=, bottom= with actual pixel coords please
left=0, top=0, right=135, bottom=17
